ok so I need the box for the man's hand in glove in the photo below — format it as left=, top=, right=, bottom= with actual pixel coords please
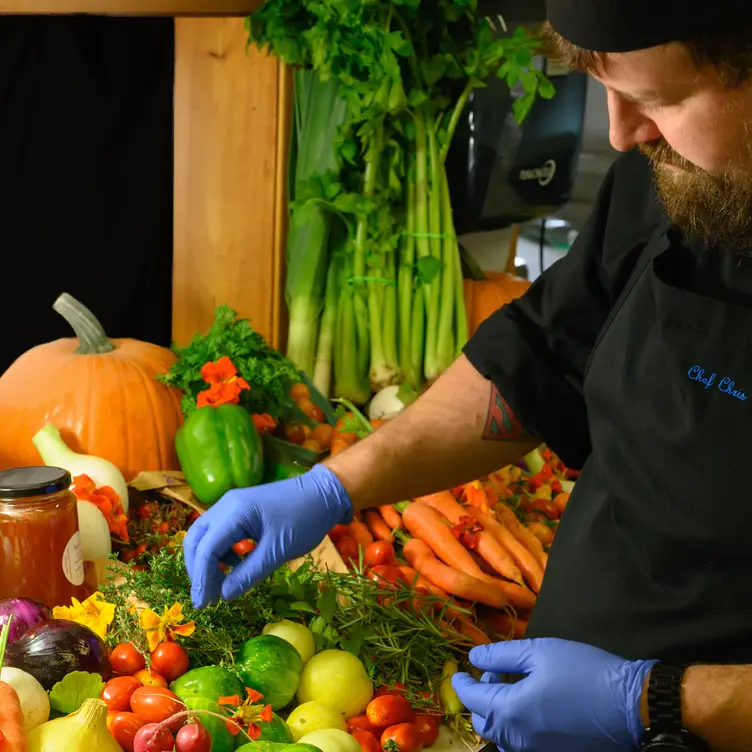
left=452, top=638, right=657, bottom=752
left=183, top=464, right=353, bottom=609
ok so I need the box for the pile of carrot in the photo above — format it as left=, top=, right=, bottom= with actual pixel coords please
left=0, top=617, right=27, bottom=752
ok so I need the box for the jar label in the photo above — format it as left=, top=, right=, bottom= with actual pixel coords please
left=62, top=532, right=84, bottom=586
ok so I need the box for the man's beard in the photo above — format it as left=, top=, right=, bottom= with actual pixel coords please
left=639, top=139, right=752, bottom=250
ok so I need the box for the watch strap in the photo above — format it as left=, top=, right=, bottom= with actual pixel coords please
left=648, top=664, right=686, bottom=736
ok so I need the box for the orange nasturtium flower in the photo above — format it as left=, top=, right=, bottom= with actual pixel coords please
left=197, top=356, right=251, bottom=408
left=219, top=689, right=273, bottom=739
left=251, top=413, right=277, bottom=435
left=138, top=602, right=196, bottom=653
left=71, top=474, right=130, bottom=542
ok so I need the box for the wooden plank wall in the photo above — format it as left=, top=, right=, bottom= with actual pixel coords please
left=173, top=17, right=290, bottom=350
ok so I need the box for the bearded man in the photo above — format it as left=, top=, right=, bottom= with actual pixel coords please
left=183, top=1, right=752, bottom=750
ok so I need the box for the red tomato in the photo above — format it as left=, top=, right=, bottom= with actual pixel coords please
left=328, top=524, right=351, bottom=543
left=367, top=566, right=402, bottom=588
left=553, top=493, right=570, bottom=515
left=366, top=696, right=415, bottom=728
left=283, top=422, right=310, bottom=445
left=232, top=539, right=256, bottom=556
left=351, top=730, right=381, bottom=752
left=335, top=535, right=360, bottom=566
left=373, top=683, right=408, bottom=698
left=107, top=711, right=147, bottom=752
left=364, top=541, right=396, bottom=569
left=133, top=723, right=175, bottom=751
left=348, top=714, right=383, bottom=737
left=290, top=383, right=310, bottom=401
left=129, top=686, right=183, bottom=723
left=110, top=642, right=146, bottom=676
left=150, top=642, right=190, bottom=682
left=414, top=715, right=440, bottom=746
left=133, top=669, right=169, bottom=688
left=380, top=723, right=424, bottom=752
left=101, top=676, right=142, bottom=712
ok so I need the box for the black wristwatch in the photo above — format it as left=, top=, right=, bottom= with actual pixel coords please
left=639, top=664, right=710, bottom=751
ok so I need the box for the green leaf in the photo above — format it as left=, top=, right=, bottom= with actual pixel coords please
left=289, top=601, right=318, bottom=614
left=415, top=256, right=443, bottom=285
left=538, top=76, right=556, bottom=100
left=49, top=672, right=105, bottom=715
left=317, top=588, right=337, bottom=624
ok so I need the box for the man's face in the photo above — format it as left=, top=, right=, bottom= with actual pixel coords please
left=593, top=43, right=752, bottom=248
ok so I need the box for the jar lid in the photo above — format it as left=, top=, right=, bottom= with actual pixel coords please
left=0, top=467, right=72, bottom=499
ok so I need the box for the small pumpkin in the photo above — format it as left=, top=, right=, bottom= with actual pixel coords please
left=0, top=293, right=184, bottom=480
left=463, top=271, right=531, bottom=337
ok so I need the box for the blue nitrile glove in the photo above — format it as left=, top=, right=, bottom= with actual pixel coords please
left=183, top=464, right=353, bottom=608
left=452, top=638, right=658, bottom=752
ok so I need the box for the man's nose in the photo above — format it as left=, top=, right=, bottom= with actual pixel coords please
left=606, top=91, right=662, bottom=152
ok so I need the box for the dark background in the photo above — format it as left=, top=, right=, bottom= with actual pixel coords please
left=0, top=15, right=175, bottom=373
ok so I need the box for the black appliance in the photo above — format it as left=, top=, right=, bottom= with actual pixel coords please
left=446, top=0, right=589, bottom=234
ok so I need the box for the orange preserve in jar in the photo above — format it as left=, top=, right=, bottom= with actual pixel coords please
left=0, top=466, right=94, bottom=608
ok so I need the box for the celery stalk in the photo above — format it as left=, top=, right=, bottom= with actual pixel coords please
left=312, top=247, right=341, bottom=397
left=398, top=175, right=417, bottom=385
left=435, top=168, right=458, bottom=373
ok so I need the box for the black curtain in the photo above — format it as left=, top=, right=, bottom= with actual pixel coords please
left=0, top=16, right=174, bottom=373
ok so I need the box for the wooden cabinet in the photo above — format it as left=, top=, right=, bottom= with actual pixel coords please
left=0, top=1, right=260, bottom=13
left=172, top=18, right=290, bottom=350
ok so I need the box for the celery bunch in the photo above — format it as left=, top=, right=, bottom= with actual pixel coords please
left=250, top=1, right=553, bottom=400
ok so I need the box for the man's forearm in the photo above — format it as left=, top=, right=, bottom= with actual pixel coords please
left=640, top=664, right=752, bottom=751
left=324, top=355, right=538, bottom=510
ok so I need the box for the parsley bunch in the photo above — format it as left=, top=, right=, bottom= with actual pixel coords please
left=158, top=304, right=301, bottom=419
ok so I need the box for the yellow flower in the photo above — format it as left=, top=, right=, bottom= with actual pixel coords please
left=52, top=591, right=116, bottom=640
left=138, top=602, right=196, bottom=653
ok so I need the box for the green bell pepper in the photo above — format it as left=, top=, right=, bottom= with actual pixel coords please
left=176, top=404, right=264, bottom=505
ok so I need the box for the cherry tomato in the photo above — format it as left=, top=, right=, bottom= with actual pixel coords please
left=364, top=541, right=396, bottom=568
left=138, top=504, right=156, bottom=520
left=134, top=723, right=175, bottom=751
left=121, top=549, right=138, bottom=563
left=101, top=676, right=142, bottom=712
left=367, top=565, right=402, bottom=588
left=380, top=723, right=424, bottom=752
left=150, top=642, right=190, bottom=682
left=130, top=686, right=183, bottom=724
left=352, top=730, right=381, bottom=752
left=290, top=382, right=310, bottom=401
left=553, top=492, right=570, bottom=515
left=348, top=714, right=383, bottom=737
left=413, top=715, right=440, bottom=746
left=312, top=423, right=334, bottom=448
left=157, top=521, right=170, bottom=534
left=366, top=696, right=415, bottom=728
left=526, top=521, right=554, bottom=546
left=283, top=422, right=310, bottom=445
left=107, top=711, right=147, bottom=752
left=373, top=683, right=408, bottom=699
left=297, top=398, right=317, bottom=417
left=133, top=669, right=169, bottom=688
left=328, top=524, right=351, bottom=543
left=188, top=510, right=201, bottom=525
left=335, top=535, right=360, bottom=566
left=110, top=643, right=146, bottom=676
left=232, top=539, right=256, bottom=557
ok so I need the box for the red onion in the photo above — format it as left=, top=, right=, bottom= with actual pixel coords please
left=0, top=598, right=51, bottom=644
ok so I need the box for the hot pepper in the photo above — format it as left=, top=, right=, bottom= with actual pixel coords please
left=175, top=404, right=264, bottom=505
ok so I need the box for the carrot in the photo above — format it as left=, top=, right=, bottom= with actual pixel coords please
left=494, top=504, right=548, bottom=569
left=348, top=519, right=374, bottom=548
left=378, top=504, right=403, bottom=531
left=402, top=502, right=492, bottom=582
left=396, top=566, right=468, bottom=620
left=403, top=539, right=509, bottom=609
left=0, top=683, right=27, bottom=752
left=442, top=617, right=492, bottom=646
left=370, top=419, right=386, bottom=430
left=464, top=507, right=544, bottom=593
left=481, top=610, right=529, bottom=640
left=415, top=491, right=524, bottom=585
left=495, top=580, right=537, bottom=611
left=363, top=509, right=394, bottom=543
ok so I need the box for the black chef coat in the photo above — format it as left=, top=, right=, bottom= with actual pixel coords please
left=464, top=148, right=752, bottom=665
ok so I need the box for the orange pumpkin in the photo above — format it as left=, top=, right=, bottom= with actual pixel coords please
left=463, top=272, right=531, bottom=337
left=0, top=293, right=184, bottom=481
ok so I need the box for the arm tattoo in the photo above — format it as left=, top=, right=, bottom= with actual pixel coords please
left=482, top=384, right=530, bottom=441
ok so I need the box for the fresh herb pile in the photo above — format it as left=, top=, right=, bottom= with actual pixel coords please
left=158, top=304, right=301, bottom=419
left=249, top=1, right=553, bottom=401
left=101, top=548, right=276, bottom=668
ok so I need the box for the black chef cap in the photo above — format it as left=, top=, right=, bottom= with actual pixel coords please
left=547, top=0, right=752, bottom=52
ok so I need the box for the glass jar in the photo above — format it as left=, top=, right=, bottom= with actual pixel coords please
left=0, top=466, right=95, bottom=608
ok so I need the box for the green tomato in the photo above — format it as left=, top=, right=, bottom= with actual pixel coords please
left=183, top=696, right=235, bottom=752
left=235, top=635, right=303, bottom=710
left=298, top=730, right=361, bottom=752
left=257, top=714, right=294, bottom=744
left=286, top=701, right=348, bottom=741
left=235, top=743, right=288, bottom=752
left=262, top=620, right=316, bottom=665
left=296, top=650, right=373, bottom=720
left=171, top=665, right=244, bottom=702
